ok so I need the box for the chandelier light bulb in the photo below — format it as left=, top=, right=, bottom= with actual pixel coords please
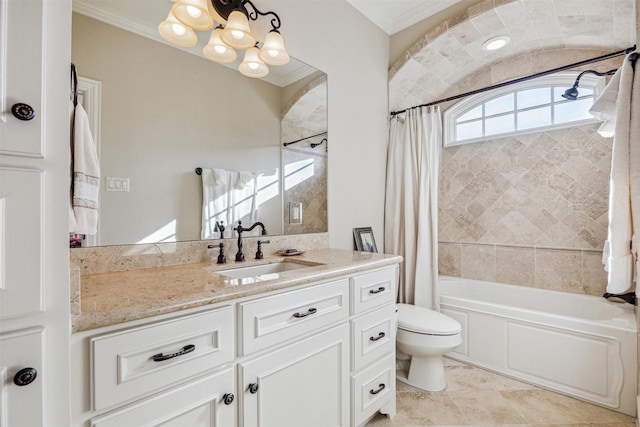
left=172, top=23, right=187, bottom=36
left=158, top=11, right=198, bottom=47
left=258, top=30, right=289, bottom=66
left=203, top=27, right=237, bottom=64
left=186, top=5, right=202, bottom=18
left=171, top=0, right=213, bottom=31
left=221, top=10, right=256, bottom=49
left=239, top=46, right=269, bottom=78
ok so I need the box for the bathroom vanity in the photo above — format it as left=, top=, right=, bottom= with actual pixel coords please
left=70, top=249, right=401, bottom=427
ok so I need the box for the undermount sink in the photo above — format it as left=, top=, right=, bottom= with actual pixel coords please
left=218, top=260, right=322, bottom=284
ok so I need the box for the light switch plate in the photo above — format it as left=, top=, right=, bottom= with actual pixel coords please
left=106, top=177, right=130, bottom=192
left=289, top=202, right=302, bottom=224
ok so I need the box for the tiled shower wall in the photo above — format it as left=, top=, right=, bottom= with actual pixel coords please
left=282, top=147, right=328, bottom=235
left=438, top=122, right=611, bottom=296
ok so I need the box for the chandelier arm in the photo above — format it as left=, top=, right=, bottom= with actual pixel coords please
left=242, top=0, right=281, bottom=30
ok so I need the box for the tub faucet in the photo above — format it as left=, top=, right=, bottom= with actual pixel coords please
left=233, top=221, right=268, bottom=262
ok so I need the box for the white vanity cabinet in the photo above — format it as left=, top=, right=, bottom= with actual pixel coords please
left=240, top=324, right=350, bottom=426
left=73, top=263, right=399, bottom=427
left=349, top=267, right=397, bottom=426
left=237, top=278, right=351, bottom=426
left=90, top=367, right=236, bottom=427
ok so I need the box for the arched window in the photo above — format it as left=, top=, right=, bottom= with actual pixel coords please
left=443, top=72, right=606, bottom=147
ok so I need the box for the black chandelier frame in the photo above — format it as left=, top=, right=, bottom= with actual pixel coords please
left=212, top=0, right=282, bottom=32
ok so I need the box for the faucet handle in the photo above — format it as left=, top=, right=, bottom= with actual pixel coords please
left=217, top=242, right=226, bottom=264
left=255, top=240, right=271, bottom=260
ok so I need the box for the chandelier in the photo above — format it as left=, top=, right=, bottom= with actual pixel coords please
left=159, top=0, right=290, bottom=78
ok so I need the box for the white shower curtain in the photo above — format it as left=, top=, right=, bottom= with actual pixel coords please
left=384, top=106, right=442, bottom=309
left=589, top=52, right=640, bottom=294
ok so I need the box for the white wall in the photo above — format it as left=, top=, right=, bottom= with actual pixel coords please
left=262, top=0, right=390, bottom=250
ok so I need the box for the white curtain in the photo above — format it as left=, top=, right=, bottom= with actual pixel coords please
left=384, top=106, right=442, bottom=309
left=589, top=52, right=640, bottom=294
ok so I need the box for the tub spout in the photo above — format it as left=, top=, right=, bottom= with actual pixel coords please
left=603, top=291, right=637, bottom=305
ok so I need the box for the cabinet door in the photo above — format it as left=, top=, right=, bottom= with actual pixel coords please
left=0, top=0, right=45, bottom=157
left=90, top=367, right=236, bottom=427
left=241, top=324, right=349, bottom=427
left=0, top=167, right=43, bottom=318
left=0, top=328, right=44, bottom=426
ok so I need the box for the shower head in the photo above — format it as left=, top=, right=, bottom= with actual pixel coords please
left=561, top=68, right=617, bottom=100
left=310, top=138, right=327, bottom=149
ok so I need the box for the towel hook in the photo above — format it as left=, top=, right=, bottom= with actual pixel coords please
left=71, top=63, right=79, bottom=107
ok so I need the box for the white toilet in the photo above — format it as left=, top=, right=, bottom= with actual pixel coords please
left=396, top=303, right=462, bottom=392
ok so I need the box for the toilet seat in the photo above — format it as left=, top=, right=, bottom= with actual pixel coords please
left=397, top=303, right=461, bottom=336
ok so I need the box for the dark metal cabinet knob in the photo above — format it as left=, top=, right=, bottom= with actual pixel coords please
left=248, top=383, right=259, bottom=394
left=222, top=393, right=234, bottom=405
left=14, top=367, right=37, bottom=386
left=11, top=103, right=36, bottom=121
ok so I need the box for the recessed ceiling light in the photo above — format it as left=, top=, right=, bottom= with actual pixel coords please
left=482, top=35, right=511, bottom=51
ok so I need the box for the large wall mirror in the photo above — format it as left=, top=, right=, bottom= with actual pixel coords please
left=71, top=0, right=328, bottom=247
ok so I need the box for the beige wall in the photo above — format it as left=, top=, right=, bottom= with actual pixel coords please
left=73, top=0, right=390, bottom=251
left=268, top=0, right=390, bottom=250
left=438, top=122, right=611, bottom=296
left=72, top=13, right=284, bottom=245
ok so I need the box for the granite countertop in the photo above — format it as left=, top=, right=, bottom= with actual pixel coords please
left=73, top=248, right=402, bottom=333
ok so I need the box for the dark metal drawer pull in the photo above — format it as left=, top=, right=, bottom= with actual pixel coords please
left=152, top=344, right=195, bottom=362
left=222, top=393, right=234, bottom=405
left=14, top=367, right=37, bottom=386
left=369, top=287, right=385, bottom=294
left=370, top=383, right=386, bottom=395
left=369, top=332, right=386, bottom=341
left=248, top=383, right=259, bottom=394
left=293, top=307, right=317, bottom=318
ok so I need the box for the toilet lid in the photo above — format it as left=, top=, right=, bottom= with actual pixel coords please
left=397, top=303, right=461, bottom=335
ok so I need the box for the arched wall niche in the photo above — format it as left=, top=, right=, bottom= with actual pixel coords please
left=389, top=0, right=636, bottom=113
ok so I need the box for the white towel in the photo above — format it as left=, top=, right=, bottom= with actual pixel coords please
left=201, top=168, right=258, bottom=239
left=589, top=53, right=640, bottom=293
left=69, top=101, right=100, bottom=235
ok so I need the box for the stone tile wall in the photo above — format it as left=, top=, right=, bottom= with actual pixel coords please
left=282, top=147, right=328, bottom=234
left=438, top=122, right=611, bottom=296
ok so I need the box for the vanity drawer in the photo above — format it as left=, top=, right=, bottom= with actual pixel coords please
left=239, top=279, right=349, bottom=355
left=91, top=306, right=234, bottom=411
left=352, top=305, right=396, bottom=371
left=351, top=266, right=396, bottom=314
left=352, top=354, right=395, bottom=427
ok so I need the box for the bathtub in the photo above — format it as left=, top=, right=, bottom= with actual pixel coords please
left=439, top=275, right=637, bottom=416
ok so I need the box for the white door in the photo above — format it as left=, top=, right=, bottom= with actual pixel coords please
left=0, top=328, right=44, bottom=426
left=0, top=0, right=72, bottom=425
left=0, top=166, right=43, bottom=318
left=240, top=324, right=350, bottom=427
left=90, top=367, right=236, bottom=427
left=0, top=0, right=45, bottom=157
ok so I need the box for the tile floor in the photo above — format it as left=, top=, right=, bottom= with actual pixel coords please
left=366, top=358, right=636, bottom=427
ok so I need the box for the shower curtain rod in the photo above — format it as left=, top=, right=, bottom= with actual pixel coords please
left=390, top=45, right=637, bottom=117
left=283, top=131, right=327, bottom=147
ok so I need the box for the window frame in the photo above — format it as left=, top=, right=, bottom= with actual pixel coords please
left=443, top=72, right=607, bottom=147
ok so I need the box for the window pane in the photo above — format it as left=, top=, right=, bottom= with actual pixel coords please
left=456, top=120, right=483, bottom=141
left=517, top=88, right=550, bottom=109
left=457, top=105, right=482, bottom=122
left=485, top=114, right=514, bottom=136
left=555, top=98, right=593, bottom=124
left=485, top=93, right=514, bottom=116
left=518, top=106, right=551, bottom=130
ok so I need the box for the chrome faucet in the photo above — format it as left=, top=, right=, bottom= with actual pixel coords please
left=233, top=221, right=268, bottom=262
